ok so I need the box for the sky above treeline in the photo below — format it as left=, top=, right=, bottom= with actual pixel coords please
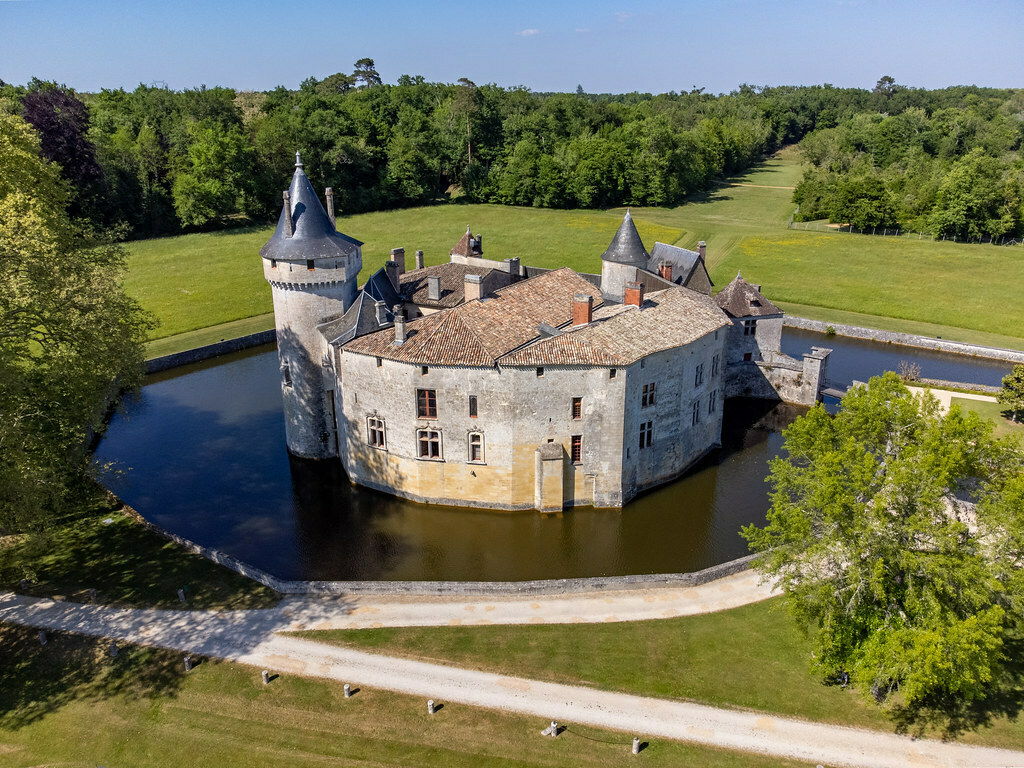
left=2, top=0, right=1022, bottom=95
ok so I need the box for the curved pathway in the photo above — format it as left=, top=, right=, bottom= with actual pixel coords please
left=2, top=577, right=1024, bottom=768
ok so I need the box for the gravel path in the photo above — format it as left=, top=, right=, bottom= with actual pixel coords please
left=3, top=577, right=1023, bottom=767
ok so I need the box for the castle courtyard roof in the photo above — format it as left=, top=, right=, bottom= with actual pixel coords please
left=714, top=273, right=782, bottom=318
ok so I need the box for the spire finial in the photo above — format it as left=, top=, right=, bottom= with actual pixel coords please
left=466, top=225, right=471, bottom=234
left=737, top=270, right=742, bottom=280
left=295, top=151, right=303, bottom=169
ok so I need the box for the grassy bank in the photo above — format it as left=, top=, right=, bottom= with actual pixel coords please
left=951, top=397, right=1024, bottom=438
left=131, top=147, right=1024, bottom=357
left=300, top=598, right=1024, bottom=749
left=0, top=486, right=278, bottom=610
left=0, top=624, right=802, bottom=768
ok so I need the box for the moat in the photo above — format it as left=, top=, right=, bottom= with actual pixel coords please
left=95, top=332, right=1013, bottom=582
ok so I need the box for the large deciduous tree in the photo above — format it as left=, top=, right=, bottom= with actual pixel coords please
left=0, top=112, right=153, bottom=533
left=743, top=373, right=1024, bottom=729
left=999, top=364, right=1024, bottom=423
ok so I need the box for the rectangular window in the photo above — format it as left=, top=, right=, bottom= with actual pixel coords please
left=571, top=435, right=583, bottom=464
left=711, top=354, right=720, bottom=378
left=417, top=428, right=442, bottom=459
left=367, top=416, right=386, bottom=449
left=642, top=382, right=656, bottom=408
left=468, top=432, right=484, bottom=463
left=469, top=395, right=478, bottom=418
left=743, top=319, right=757, bottom=337
left=306, top=259, right=315, bottom=271
left=270, top=259, right=278, bottom=269
left=376, top=357, right=382, bottom=368
left=609, top=368, right=617, bottom=379
left=536, top=367, right=544, bottom=377
left=692, top=400, right=701, bottom=426
left=694, top=363, right=705, bottom=387
left=743, top=352, right=753, bottom=362
left=639, top=420, right=652, bottom=450
left=417, top=388, right=437, bottom=419
left=708, top=392, right=717, bottom=414
left=572, top=397, right=582, bottom=420
left=421, top=366, right=429, bottom=376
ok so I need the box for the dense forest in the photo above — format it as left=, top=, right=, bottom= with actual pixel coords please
left=1, top=65, right=1021, bottom=241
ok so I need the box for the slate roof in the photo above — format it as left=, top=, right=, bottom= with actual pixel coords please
left=318, top=268, right=401, bottom=345
left=259, top=153, right=363, bottom=262
left=600, top=211, right=649, bottom=266
left=714, top=273, right=782, bottom=318
left=501, top=287, right=731, bottom=367
left=343, top=268, right=603, bottom=366
left=449, top=227, right=484, bottom=258
left=399, top=262, right=510, bottom=309
left=648, top=242, right=712, bottom=289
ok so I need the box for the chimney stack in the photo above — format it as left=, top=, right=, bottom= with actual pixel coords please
left=505, top=257, right=521, bottom=280
left=415, top=249, right=425, bottom=270
left=390, top=247, right=406, bottom=275
left=393, top=305, right=407, bottom=345
left=282, top=191, right=293, bottom=237
left=464, top=273, right=483, bottom=302
left=325, top=187, right=335, bottom=227
left=572, top=293, right=594, bottom=326
left=375, top=300, right=388, bottom=326
left=658, top=260, right=673, bottom=281
left=624, top=281, right=644, bottom=308
left=427, top=275, right=441, bottom=301
left=697, top=241, right=707, bottom=263
left=385, top=260, right=400, bottom=293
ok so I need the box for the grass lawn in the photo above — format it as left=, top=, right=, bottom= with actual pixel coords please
left=0, top=485, right=278, bottom=610
left=0, top=624, right=804, bottom=768
left=131, top=146, right=1024, bottom=357
left=951, top=397, right=1024, bottom=438
left=299, top=598, right=1024, bottom=750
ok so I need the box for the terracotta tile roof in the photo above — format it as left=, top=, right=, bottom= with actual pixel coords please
left=343, top=268, right=603, bottom=366
left=501, top=286, right=730, bottom=367
left=714, top=273, right=782, bottom=318
left=399, top=262, right=509, bottom=308
left=449, top=227, right=484, bottom=258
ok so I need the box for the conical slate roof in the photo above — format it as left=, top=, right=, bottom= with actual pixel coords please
left=600, top=211, right=649, bottom=266
left=259, top=153, right=363, bottom=261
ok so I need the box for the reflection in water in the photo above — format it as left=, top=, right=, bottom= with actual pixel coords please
left=97, top=345, right=798, bottom=581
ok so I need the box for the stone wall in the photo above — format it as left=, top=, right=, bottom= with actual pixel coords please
left=146, top=330, right=277, bottom=374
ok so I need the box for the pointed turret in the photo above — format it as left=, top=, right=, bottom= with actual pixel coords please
left=600, top=210, right=649, bottom=267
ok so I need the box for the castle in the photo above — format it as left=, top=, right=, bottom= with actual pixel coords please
left=260, top=154, right=829, bottom=511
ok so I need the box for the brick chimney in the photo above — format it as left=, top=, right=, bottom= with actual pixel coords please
left=697, top=241, right=707, bottom=263
left=375, top=300, right=388, bottom=326
left=658, top=260, right=673, bottom=281
left=572, top=293, right=593, bottom=326
left=385, top=260, right=400, bottom=292
left=624, top=281, right=644, bottom=307
left=325, top=187, right=335, bottom=227
left=282, top=191, right=293, bottom=237
left=415, top=249, right=425, bottom=270
left=393, top=305, right=407, bottom=345
left=390, top=247, right=406, bottom=275
left=427, top=275, right=441, bottom=301
left=464, top=273, right=483, bottom=302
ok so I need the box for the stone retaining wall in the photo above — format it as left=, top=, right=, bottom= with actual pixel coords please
left=145, top=330, right=277, bottom=374
left=118, top=501, right=756, bottom=596
left=785, top=317, right=1024, bottom=364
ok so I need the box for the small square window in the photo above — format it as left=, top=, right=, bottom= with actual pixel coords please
left=306, top=259, right=315, bottom=271
left=743, top=352, right=753, bottom=362
left=270, top=259, right=278, bottom=269
left=609, top=368, right=617, bottom=379
left=743, top=319, right=757, bottom=337
left=572, top=397, right=582, bottom=420
left=536, top=367, right=544, bottom=377
left=421, top=366, right=429, bottom=376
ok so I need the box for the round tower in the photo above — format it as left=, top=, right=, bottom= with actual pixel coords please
left=260, top=153, right=363, bottom=459
left=599, top=210, right=650, bottom=302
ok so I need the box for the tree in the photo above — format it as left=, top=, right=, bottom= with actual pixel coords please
left=353, top=58, right=382, bottom=89
left=999, top=364, right=1024, bottom=423
left=742, top=373, right=1024, bottom=730
left=0, top=112, right=153, bottom=533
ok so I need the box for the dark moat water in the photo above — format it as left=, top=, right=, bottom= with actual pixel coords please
left=96, top=332, right=1013, bottom=581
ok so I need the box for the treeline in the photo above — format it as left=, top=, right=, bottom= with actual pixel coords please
left=3, top=68, right=1022, bottom=242
left=793, top=79, right=1024, bottom=240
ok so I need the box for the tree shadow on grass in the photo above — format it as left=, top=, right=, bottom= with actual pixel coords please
left=0, top=623, right=188, bottom=730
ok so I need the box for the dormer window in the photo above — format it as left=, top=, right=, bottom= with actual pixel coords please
left=270, top=259, right=278, bottom=269
left=306, top=259, right=315, bottom=271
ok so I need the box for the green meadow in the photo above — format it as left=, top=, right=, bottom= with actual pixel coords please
left=128, top=146, right=1024, bottom=356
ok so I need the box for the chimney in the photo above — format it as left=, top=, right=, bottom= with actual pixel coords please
left=375, top=300, right=388, bottom=326
left=658, top=260, right=673, bottom=281
left=572, top=293, right=593, bottom=326
left=393, top=305, right=407, bottom=345
left=427, top=275, right=441, bottom=301
left=385, top=260, right=400, bottom=293
left=390, top=247, right=406, bottom=275
left=505, top=257, right=521, bottom=280
left=464, top=273, right=483, bottom=302
left=415, top=249, right=425, bottom=270
left=282, top=191, right=293, bottom=237
left=697, top=241, right=707, bottom=263
left=325, top=187, right=335, bottom=227
left=624, top=281, right=644, bottom=307
left=475, top=234, right=482, bottom=254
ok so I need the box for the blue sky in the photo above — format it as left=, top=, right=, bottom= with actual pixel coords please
left=2, top=0, right=1022, bottom=94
